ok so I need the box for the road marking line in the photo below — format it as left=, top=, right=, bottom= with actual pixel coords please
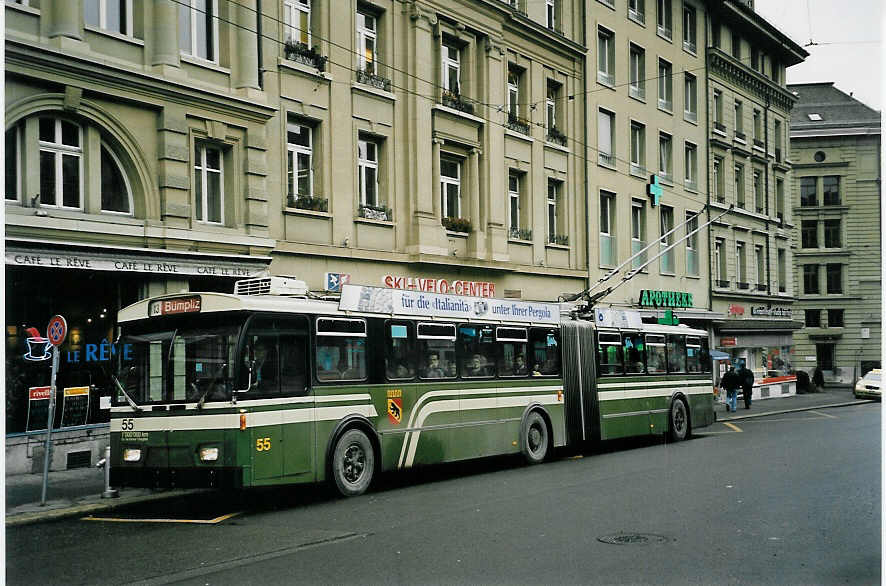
left=723, top=422, right=743, bottom=432
left=82, top=511, right=241, bottom=524
left=809, top=410, right=837, bottom=419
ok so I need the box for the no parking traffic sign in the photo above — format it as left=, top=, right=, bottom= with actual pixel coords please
left=47, top=315, right=67, bottom=347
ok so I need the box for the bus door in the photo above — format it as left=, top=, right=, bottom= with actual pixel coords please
left=242, top=315, right=312, bottom=481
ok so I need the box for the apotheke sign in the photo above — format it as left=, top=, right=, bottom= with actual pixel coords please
left=639, top=290, right=694, bottom=309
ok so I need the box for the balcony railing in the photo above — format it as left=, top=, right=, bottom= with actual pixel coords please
left=505, top=112, right=531, bottom=135
left=658, top=98, right=673, bottom=111
left=756, top=283, right=768, bottom=292
left=736, top=281, right=750, bottom=290
left=683, top=39, right=697, bottom=53
left=546, top=126, right=568, bottom=147
left=549, top=233, right=569, bottom=246
left=715, top=279, right=730, bottom=288
left=628, top=7, right=645, bottom=24
left=509, top=226, right=533, bottom=241
left=629, top=84, right=645, bottom=100
left=355, top=67, right=392, bottom=92
left=597, top=70, right=615, bottom=86
left=284, top=40, right=328, bottom=71
left=441, top=90, right=475, bottom=115
left=598, top=152, right=615, bottom=167
left=657, top=24, right=672, bottom=40
left=630, top=163, right=647, bottom=177
left=714, top=121, right=726, bottom=133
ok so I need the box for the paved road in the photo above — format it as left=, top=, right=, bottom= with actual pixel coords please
left=7, top=404, right=880, bottom=585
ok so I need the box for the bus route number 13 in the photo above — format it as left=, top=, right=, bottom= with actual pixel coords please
left=255, top=437, right=271, bottom=452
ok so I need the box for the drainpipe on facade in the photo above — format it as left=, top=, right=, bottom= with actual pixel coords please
left=764, top=95, right=771, bottom=292
left=581, top=0, right=591, bottom=297
left=256, top=0, right=263, bottom=90
left=704, top=13, right=714, bottom=317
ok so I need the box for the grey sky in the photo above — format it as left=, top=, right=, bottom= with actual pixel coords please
left=755, top=0, right=882, bottom=110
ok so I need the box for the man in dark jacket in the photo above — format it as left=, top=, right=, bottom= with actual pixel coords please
left=738, top=361, right=755, bottom=409
left=721, top=366, right=740, bottom=413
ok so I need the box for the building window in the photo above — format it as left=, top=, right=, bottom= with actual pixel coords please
left=751, top=46, right=759, bottom=71
left=357, top=138, right=379, bottom=208
left=100, top=143, right=132, bottom=214
left=771, top=58, right=780, bottom=83
left=776, top=178, right=785, bottom=221
left=507, top=69, right=520, bottom=117
left=179, top=0, right=218, bottom=62
left=826, top=263, right=843, bottom=294
left=753, top=170, right=763, bottom=213
left=685, top=212, right=698, bottom=276
left=442, top=42, right=461, bottom=94
left=824, top=219, right=841, bottom=248
left=630, top=121, right=646, bottom=175
left=546, top=0, right=557, bottom=30
left=600, top=191, right=616, bottom=266
left=734, top=100, right=744, bottom=137
left=731, top=31, right=741, bottom=59
left=440, top=156, right=461, bottom=219
left=356, top=9, right=377, bottom=75
left=194, top=143, right=223, bottom=224
left=656, top=0, right=672, bottom=40
left=711, top=19, right=720, bottom=48
left=753, top=109, right=763, bottom=145
left=805, top=309, right=821, bottom=328
left=816, top=343, right=835, bottom=371
left=801, top=220, right=818, bottom=249
left=546, top=82, right=557, bottom=132
left=823, top=176, right=841, bottom=205
left=803, top=264, right=820, bottom=295
left=684, top=142, right=697, bottom=190
left=629, top=0, right=645, bottom=24
left=6, top=125, right=20, bottom=202
left=287, top=120, right=313, bottom=204
left=547, top=179, right=564, bottom=244
left=777, top=248, right=786, bottom=292
left=735, top=241, right=747, bottom=288
left=773, top=119, right=783, bottom=160
left=629, top=44, right=645, bottom=100
left=631, top=201, right=647, bottom=269
left=508, top=172, right=523, bottom=237
left=683, top=73, right=697, bottom=122
left=715, top=239, right=727, bottom=286
left=828, top=309, right=844, bottom=328
left=39, top=117, right=82, bottom=209
left=84, top=0, right=133, bottom=36
left=755, top=245, right=765, bottom=290
left=284, top=0, right=311, bottom=44
left=658, top=58, right=673, bottom=111
left=659, top=205, right=674, bottom=273
left=800, top=177, right=817, bottom=206
left=713, top=89, right=724, bottom=129
left=597, top=27, right=615, bottom=86
left=682, top=4, right=696, bottom=53
left=713, top=157, right=724, bottom=202
left=659, top=132, right=672, bottom=181
left=734, top=164, right=744, bottom=208
left=598, top=109, right=615, bottom=167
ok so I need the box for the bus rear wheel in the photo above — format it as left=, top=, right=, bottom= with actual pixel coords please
left=669, top=398, right=690, bottom=442
left=521, top=411, right=550, bottom=464
left=332, top=428, right=375, bottom=497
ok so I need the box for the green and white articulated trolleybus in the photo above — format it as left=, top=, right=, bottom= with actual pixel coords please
left=109, top=277, right=715, bottom=496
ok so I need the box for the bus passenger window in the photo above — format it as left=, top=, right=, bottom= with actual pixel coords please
left=623, top=333, right=645, bottom=374
left=316, top=318, right=367, bottom=382
left=386, top=323, right=415, bottom=381
left=417, top=323, right=457, bottom=380
left=596, top=332, right=623, bottom=375
left=686, top=337, right=701, bottom=373
left=699, top=338, right=712, bottom=373
left=646, top=335, right=667, bottom=374
left=496, top=327, right=529, bottom=377
left=667, top=335, right=687, bottom=373
left=460, top=325, right=496, bottom=378
left=243, top=316, right=309, bottom=396
left=529, top=328, right=561, bottom=376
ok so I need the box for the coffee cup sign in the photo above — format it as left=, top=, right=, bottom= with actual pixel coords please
left=24, top=336, right=52, bottom=361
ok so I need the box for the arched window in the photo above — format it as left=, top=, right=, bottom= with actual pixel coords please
left=39, top=117, right=83, bottom=209
left=101, top=143, right=132, bottom=214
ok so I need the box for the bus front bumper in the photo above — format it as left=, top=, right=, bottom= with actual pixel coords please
left=110, top=466, right=243, bottom=489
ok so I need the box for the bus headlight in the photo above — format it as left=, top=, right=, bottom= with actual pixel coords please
left=199, top=447, right=219, bottom=462
left=122, top=448, right=142, bottom=462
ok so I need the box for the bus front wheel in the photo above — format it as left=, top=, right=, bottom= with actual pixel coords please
left=332, top=428, right=375, bottom=497
left=521, top=411, right=550, bottom=464
left=669, top=398, right=690, bottom=442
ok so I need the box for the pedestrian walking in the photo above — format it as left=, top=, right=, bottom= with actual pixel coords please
left=738, top=361, right=754, bottom=409
left=812, top=367, right=825, bottom=392
left=721, top=365, right=740, bottom=413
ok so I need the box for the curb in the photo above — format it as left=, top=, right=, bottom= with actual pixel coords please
left=6, top=488, right=207, bottom=527
left=718, top=399, right=874, bottom=422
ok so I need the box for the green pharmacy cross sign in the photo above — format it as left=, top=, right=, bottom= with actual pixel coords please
left=647, top=174, right=663, bottom=207
left=657, top=309, right=680, bottom=326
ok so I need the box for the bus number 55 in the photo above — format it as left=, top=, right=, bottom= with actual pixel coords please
left=255, top=437, right=271, bottom=451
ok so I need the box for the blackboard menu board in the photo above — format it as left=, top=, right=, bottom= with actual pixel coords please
left=26, top=386, right=51, bottom=432
left=61, top=386, right=90, bottom=428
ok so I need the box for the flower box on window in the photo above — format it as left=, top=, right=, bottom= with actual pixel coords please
left=506, top=112, right=531, bottom=135
left=509, top=227, right=533, bottom=241
left=288, top=194, right=328, bottom=212
left=549, top=233, right=569, bottom=246
left=284, top=40, right=328, bottom=72
left=358, top=203, right=392, bottom=222
left=442, top=216, right=472, bottom=234
left=546, top=126, right=568, bottom=147
left=356, top=68, right=392, bottom=92
left=441, top=90, right=475, bottom=115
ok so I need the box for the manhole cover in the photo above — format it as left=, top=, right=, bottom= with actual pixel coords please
left=598, top=533, right=669, bottom=545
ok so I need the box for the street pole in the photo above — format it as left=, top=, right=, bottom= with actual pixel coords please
left=40, top=345, right=60, bottom=506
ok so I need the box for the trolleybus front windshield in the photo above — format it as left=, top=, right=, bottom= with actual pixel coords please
left=114, top=315, right=243, bottom=405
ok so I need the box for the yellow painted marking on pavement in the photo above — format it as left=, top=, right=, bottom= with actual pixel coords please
left=568, top=455, right=584, bottom=459
left=809, top=410, right=837, bottom=419
left=82, top=511, right=241, bottom=524
left=723, top=422, right=743, bottom=432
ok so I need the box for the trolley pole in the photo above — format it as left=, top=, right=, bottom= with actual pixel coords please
left=40, top=345, right=60, bottom=506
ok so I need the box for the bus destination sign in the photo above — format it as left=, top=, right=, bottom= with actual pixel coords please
left=149, top=296, right=202, bottom=317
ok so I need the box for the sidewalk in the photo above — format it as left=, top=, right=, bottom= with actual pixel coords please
left=6, top=389, right=876, bottom=527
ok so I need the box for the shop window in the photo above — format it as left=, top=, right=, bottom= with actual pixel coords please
left=179, top=0, right=219, bottom=62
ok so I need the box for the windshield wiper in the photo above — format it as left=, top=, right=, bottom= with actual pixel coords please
left=196, top=363, right=228, bottom=410
left=112, top=367, right=141, bottom=412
